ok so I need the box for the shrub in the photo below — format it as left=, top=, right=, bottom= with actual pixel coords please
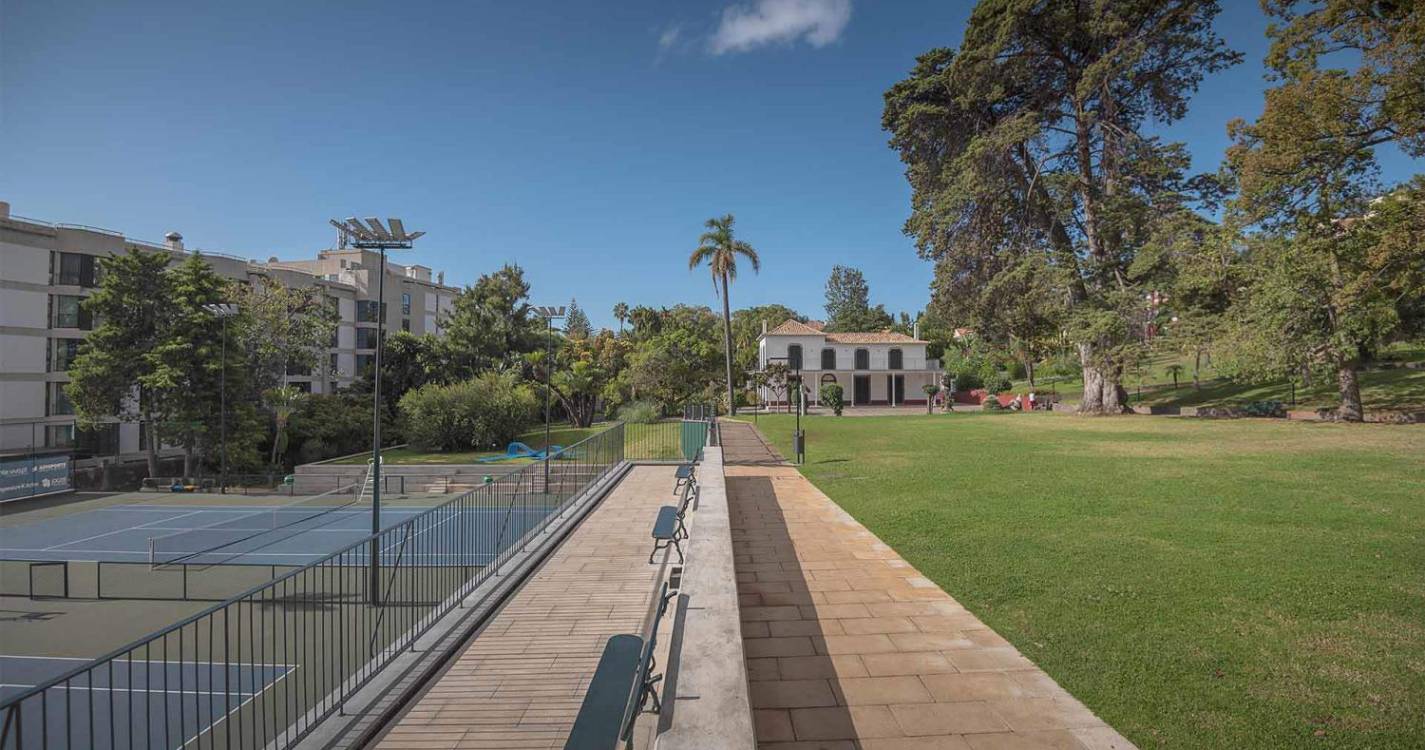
left=1242, top=400, right=1287, bottom=418
left=820, top=383, right=845, bottom=416
left=948, top=370, right=984, bottom=391
left=399, top=372, right=537, bottom=452
left=988, top=374, right=1013, bottom=393
left=617, top=400, right=662, bottom=424
left=982, top=395, right=1004, bottom=411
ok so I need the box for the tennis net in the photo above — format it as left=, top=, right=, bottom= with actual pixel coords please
left=147, top=476, right=367, bottom=566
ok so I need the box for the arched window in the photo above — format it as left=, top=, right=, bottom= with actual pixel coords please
left=820, top=373, right=837, bottom=384
left=787, top=344, right=803, bottom=370
left=854, top=348, right=870, bottom=370
left=888, top=348, right=903, bottom=370
left=821, top=348, right=837, bottom=370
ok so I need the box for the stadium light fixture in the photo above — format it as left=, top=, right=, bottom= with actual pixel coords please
left=203, top=303, right=240, bottom=493
left=534, top=306, right=566, bottom=491
left=329, top=216, right=425, bottom=605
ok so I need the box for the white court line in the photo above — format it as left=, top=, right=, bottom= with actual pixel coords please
left=42, top=509, right=210, bottom=551
left=183, top=662, right=297, bottom=749
left=0, top=683, right=260, bottom=697
left=0, top=655, right=292, bottom=668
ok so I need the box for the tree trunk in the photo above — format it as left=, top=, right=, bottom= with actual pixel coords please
left=720, top=272, right=736, bottom=416
left=1077, top=343, right=1130, bottom=415
left=1336, top=361, right=1364, bottom=422
left=1025, top=359, right=1036, bottom=388
left=183, top=442, right=195, bottom=480
left=1193, top=350, right=1202, bottom=390
left=143, top=407, right=160, bottom=478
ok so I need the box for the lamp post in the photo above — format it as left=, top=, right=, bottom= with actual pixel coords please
left=329, top=217, right=424, bottom=606
left=202, top=303, right=239, bottom=493
left=767, top=355, right=804, bottom=464
left=534, top=306, right=566, bottom=493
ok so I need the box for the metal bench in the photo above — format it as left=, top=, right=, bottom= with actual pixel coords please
left=565, top=583, right=677, bottom=749
left=649, top=506, right=683, bottom=563
left=673, top=452, right=701, bottom=494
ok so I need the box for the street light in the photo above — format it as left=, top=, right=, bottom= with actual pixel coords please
left=767, top=355, right=804, bottom=464
left=534, top=305, right=566, bottom=493
left=329, top=217, right=424, bottom=606
left=202, top=302, right=239, bottom=494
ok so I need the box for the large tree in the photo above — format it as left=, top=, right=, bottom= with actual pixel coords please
left=1225, top=0, right=1424, bottom=420
left=824, top=265, right=894, bottom=332
left=731, top=304, right=803, bottom=378
left=442, top=263, right=542, bottom=375
left=66, top=249, right=173, bottom=476
left=689, top=214, right=761, bottom=415
left=883, top=0, right=1239, bottom=414
left=232, top=277, right=337, bottom=398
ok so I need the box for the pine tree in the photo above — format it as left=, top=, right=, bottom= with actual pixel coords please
left=564, top=298, right=593, bottom=339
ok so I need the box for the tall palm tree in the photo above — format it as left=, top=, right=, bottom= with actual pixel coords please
left=612, top=302, right=629, bottom=334
left=264, top=385, right=305, bottom=470
left=689, top=214, right=760, bottom=415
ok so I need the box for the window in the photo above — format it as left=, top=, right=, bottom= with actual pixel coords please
left=401, top=292, right=412, bottom=315
left=356, top=300, right=384, bottom=323
left=46, top=424, right=75, bottom=449
left=330, top=326, right=340, bottom=348
left=75, top=423, right=119, bottom=457
left=52, top=295, right=92, bottom=329
left=401, top=318, right=410, bottom=332
left=286, top=358, right=310, bottom=376
left=329, top=353, right=340, bottom=376
left=292, top=381, right=312, bottom=394
left=854, top=348, right=870, bottom=370
left=47, top=383, right=74, bottom=416
left=787, top=344, right=803, bottom=370
left=355, top=354, right=375, bottom=376
left=54, top=252, right=97, bottom=287
left=51, top=338, right=82, bottom=372
left=821, top=348, right=837, bottom=370
left=355, top=327, right=380, bottom=349
left=888, top=348, right=903, bottom=370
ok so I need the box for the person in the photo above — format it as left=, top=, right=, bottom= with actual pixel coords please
left=1029, top=391, right=1037, bottom=411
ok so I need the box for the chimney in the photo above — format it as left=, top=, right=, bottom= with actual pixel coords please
left=0, top=201, right=10, bottom=219
left=437, top=271, right=445, bottom=285
left=762, top=320, right=768, bottom=335
left=164, top=231, right=184, bottom=251
left=913, top=321, right=920, bottom=340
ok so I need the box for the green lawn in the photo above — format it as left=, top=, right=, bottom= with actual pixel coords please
left=742, top=413, right=1425, bottom=749
left=1014, top=344, right=1425, bottom=412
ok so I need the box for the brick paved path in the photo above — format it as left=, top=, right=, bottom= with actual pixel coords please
left=375, top=466, right=672, bottom=750
left=721, top=420, right=1134, bottom=750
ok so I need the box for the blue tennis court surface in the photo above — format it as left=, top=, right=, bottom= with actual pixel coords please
left=0, top=655, right=291, bottom=749
left=0, top=503, right=555, bottom=566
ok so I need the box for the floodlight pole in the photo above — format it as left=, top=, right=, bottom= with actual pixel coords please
left=329, top=217, right=423, bottom=608
left=535, top=306, right=565, bottom=493
left=371, top=246, right=387, bottom=604
left=203, top=303, right=238, bottom=493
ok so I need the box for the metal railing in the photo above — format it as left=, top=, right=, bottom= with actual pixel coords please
left=0, top=419, right=707, bottom=750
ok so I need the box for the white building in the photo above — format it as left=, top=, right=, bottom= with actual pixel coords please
left=0, top=200, right=458, bottom=463
left=755, top=319, right=943, bottom=407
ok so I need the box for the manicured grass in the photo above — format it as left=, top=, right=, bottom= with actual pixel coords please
left=1013, top=344, right=1425, bottom=411
left=742, top=413, right=1425, bottom=749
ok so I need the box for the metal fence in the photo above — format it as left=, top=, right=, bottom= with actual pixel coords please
left=0, top=418, right=713, bottom=750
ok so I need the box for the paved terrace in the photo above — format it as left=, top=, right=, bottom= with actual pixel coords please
left=373, top=465, right=675, bottom=749
left=721, top=420, right=1136, bottom=750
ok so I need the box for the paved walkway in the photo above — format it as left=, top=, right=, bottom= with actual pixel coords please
left=720, top=421, right=1134, bottom=750
left=374, top=465, right=672, bottom=750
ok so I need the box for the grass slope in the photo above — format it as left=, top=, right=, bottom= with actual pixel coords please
left=743, top=413, right=1425, bottom=749
left=334, top=426, right=600, bottom=464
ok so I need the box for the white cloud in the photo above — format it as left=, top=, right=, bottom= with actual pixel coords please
left=709, top=0, right=852, bottom=55
left=658, top=24, right=683, bottom=52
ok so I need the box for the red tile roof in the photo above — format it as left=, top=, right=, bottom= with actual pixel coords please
left=762, top=319, right=925, bottom=344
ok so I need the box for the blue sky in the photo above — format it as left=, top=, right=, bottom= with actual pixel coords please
left=2, top=0, right=1418, bottom=329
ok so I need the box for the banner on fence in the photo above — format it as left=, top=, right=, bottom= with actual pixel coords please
left=0, top=455, right=73, bottom=502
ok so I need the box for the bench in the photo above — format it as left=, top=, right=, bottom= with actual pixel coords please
left=649, top=506, right=683, bottom=563
left=673, top=452, right=701, bottom=494
left=565, top=583, right=678, bottom=750
left=649, top=481, right=697, bottom=564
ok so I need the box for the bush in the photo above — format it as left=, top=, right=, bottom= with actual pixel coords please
left=820, top=383, right=845, bottom=416
left=948, top=370, right=984, bottom=391
left=982, top=395, right=1004, bottom=411
left=1242, top=400, right=1287, bottom=418
left=988, top=374, right=1013, bottom=393
left=617, top=400, right=662, bottom=424
left=399, top=372, right=537, bottom=452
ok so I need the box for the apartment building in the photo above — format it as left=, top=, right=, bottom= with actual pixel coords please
left=0, top=200, right=458, bottom=462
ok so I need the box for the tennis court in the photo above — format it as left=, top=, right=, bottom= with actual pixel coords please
left=0, top=655, right=293, bottom=750
left=0, top=500, right=554, bottom=568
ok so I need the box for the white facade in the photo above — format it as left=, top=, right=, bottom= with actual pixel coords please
left=0, top=201, right=459, bottom=461
left=755, top=319, right=943, bottom=407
